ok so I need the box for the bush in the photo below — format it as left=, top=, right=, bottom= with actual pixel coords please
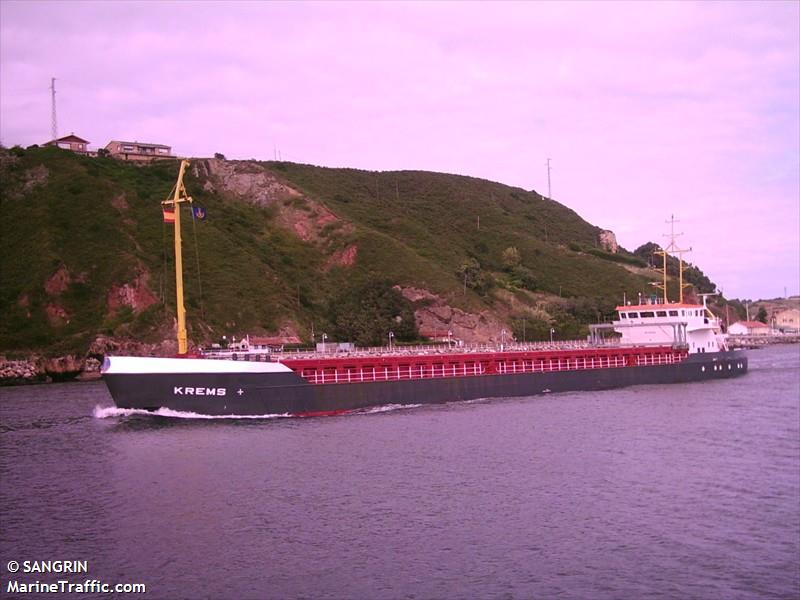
left=456, top=258, right=492, bottom=295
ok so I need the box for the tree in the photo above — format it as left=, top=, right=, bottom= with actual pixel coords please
left=96, top=148, right=109, bottom=158
left=214, top=152, right=226, bottom=160
left=329, top=280, right=418, bottom=346
left=502, top=246, right=521, bottom=269
left=756, top=307, right=768, bottom=324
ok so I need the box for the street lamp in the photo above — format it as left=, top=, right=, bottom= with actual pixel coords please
left=550, top=328, right=555, bottom=344
left=321, top=333, right=328, bottom=353
left=388, top=331, right=395, bottom=351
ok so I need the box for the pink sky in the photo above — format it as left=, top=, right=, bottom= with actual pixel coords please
left=2, top=1, right=798, bottom=300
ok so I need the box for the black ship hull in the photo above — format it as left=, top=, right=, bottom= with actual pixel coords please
left=103, top=351, right=748, bottom=417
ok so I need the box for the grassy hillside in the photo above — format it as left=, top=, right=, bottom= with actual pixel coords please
left=265, top=162, right=630, bottom=298
left=0, top=146, right=711, bottom=355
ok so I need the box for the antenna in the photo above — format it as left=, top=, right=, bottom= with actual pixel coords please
left=50, top=77, right=58, bottom=141
left=545, top=158, right=552, bottom=199
left=654, top=215, right=692, bottom=303
left=665, top=215, right=692, bottom=303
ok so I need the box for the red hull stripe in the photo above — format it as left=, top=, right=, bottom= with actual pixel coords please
left=292, top=408, right=352, bottom=418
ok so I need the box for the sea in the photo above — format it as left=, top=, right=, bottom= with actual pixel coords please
left=1, top=344, right=798, bottom=600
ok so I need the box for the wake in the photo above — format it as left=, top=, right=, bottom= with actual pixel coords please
left=93, top=402, right=423, bottom=420
left=92, top=405, right=290, bottom=420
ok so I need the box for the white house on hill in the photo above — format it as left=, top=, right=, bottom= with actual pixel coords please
left=728, top=321, right=770, bottom=336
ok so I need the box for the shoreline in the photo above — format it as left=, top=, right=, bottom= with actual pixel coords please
left=0, top=356, right=102, bottom=387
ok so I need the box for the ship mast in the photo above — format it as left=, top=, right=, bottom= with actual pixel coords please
left=654, top=215, right=692, bottom=304
left=162, top=160, right=193, bottom=355
left=653, top=246, right=668, bottom=303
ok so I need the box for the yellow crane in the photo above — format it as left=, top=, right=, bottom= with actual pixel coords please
left=161, top=160, right=192, bottom=355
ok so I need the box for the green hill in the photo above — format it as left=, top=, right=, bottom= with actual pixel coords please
left=0, top=146, right=720, bottom=357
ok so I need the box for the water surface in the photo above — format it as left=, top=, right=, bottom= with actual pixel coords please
left=1, top=345, right=798, bottom=599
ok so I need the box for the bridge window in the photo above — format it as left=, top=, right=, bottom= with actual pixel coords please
left=620, top=313, right=627, bottom=319
left=656, top=311, right=667, bottom=317
left=628, top=312, right=639, bottom=319
left=640, top=311, right=655, bottom=318
left=669, top=310, right=679, bottom=317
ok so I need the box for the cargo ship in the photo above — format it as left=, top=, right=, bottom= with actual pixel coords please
left=102, top=161, right=748, bottom=416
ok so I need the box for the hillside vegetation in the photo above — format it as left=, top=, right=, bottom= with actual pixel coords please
left=0, top=146, right=723, bottom=357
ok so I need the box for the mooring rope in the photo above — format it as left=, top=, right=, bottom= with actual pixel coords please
left=190, top=207, right=205, bottom=318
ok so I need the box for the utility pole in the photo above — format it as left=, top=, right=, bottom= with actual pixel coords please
left=545, top=158, right=552, bottom=199
left=50, top=77, right=58, bottom=141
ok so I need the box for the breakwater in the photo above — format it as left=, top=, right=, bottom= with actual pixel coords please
left=727, top=334, right=800, bottom=349
left=0, top=356, right=101, bottom=385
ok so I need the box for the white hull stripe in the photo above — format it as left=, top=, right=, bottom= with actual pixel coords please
left=102, top=356, right=293, bottom=375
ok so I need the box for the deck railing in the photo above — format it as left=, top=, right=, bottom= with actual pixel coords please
left=295, top=350, right=685, bottom=385
left=202, top=339, right=628, bottom=361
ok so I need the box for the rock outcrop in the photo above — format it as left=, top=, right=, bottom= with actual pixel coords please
left=599, top=230, right=619, bottom=253
left=43, top=355, right=84, bottom=382
left=398, top=287, right=510, bottom=343
left=198, top=158, right=354, bottom=249
left=0, top=358, right=43, bottom=385
left=107, top=271, right=159, bottom=315
left=199, top=158, right=302, bottom=206
left=0, top=354, right=98, bottom=385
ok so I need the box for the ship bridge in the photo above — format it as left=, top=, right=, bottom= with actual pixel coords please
left=590, top=297, right=727, bottom=354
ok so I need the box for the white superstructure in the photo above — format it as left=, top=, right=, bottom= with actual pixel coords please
left=612, top=296, right=728, bottom=353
